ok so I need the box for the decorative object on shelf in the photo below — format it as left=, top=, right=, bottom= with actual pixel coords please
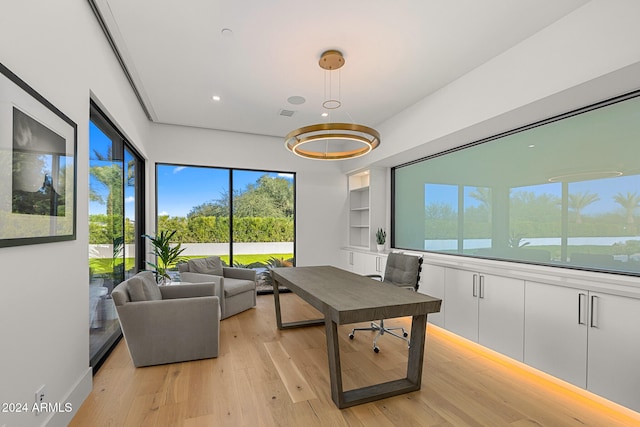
left=0, top=62, right=77, bottom=247
left=284, top=50, right=380, bottom=160
left=376, top=228, right=386, bottom=252
left=143, top=230, right=186, bottom=284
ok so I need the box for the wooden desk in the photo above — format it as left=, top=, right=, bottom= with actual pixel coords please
left=271, top=265, right=442, bottom=408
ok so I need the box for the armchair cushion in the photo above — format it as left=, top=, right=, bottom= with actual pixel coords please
left=127, top=271, right=162, bottom=302
left=187, top=256, right=223, bottom=276
left=224, top=277, right=256, bottom=297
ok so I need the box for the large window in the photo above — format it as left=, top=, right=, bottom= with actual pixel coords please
left=89, top=102, right=145, bottom=369
left=393, top=91, right=640, bottom=276
left=156, top=164, right=295, bottom=292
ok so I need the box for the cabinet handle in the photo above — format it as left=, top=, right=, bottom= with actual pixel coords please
left=349, top=251, right=353, bottom=265
left=479, top=275, right=485, bottom=299
left=590, top=295, right=599, bottom=328
left=472, top=274, right=478, bottom=297
left=376, top=256, right=380, bottom=272
left=578, top=293, right=587, bottom=325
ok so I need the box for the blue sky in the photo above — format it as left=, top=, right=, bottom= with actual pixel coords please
left=157, top=165, right=293, bottom=217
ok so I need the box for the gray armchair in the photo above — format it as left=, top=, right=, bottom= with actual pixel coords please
left=178, top=256, right=257, bottom=319
left=112, top=271, right=220, bottom=367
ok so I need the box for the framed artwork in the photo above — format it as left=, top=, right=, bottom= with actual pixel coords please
left=0, top=62, right=77, bottom=247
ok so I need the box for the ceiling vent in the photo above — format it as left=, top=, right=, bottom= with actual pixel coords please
left=279, top=109, right=296, bottom=117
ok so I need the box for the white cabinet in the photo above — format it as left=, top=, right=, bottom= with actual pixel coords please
left=523, top=281, right=587, bottom=387
left=359, top=252, right=387, bottom=276
left=444, top=268, right=525, bottom=361
left=443, top=269, right=479, bottom=341
left=340, top=249, right=386, bottom=276
left=587, top=291, right=640, bottom=412
left=419, top=263, right=445, bottom=327
left=525, top=281, right=640, bottom=412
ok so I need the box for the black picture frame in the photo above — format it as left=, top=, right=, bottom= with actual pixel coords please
left=0, top=62, right=77, bottom=247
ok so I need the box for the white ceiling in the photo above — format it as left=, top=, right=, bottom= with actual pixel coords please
left=94, top=0, right=589, bottom=139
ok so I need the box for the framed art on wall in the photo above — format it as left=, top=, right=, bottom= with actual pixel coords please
left=0, top=62, right=77, bottom=247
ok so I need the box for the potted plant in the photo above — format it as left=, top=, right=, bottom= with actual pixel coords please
left=375, top=228, right=386, bottom=252
left=143, top=230, right=186, bottom=284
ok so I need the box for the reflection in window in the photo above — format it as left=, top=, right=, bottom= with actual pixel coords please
left=393, top=91, right=640, bottom=275
left=424, top=184, right=458, bottom=251
left=463, top=186, right=492, bottom=252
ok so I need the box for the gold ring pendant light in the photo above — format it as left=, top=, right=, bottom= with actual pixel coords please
left=284, top=50, right=380, bottom=160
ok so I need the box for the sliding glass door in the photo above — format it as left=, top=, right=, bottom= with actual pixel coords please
left=89, top=102, right=144, bottom=369
left=157, top=164, right=295, bottom=292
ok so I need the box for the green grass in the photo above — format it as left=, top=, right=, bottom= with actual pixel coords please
left=195, top=254, right=293, bottom=266
left=89, top=254, right=294, bottom=275
left=89, top=258, right=136, bottom=275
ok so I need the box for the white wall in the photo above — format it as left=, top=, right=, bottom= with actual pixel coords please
left=0, top=1, right=151, bottom=426
left=147, top=123, right=346, bottom=267
left=344, top=0, right=640, bottom=173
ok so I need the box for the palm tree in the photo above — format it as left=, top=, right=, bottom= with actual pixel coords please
left=568, top=191, right=600, bottom=224
left=613, top=192, right=640, bottom=225
left=89, top=147, right=127, bottom=215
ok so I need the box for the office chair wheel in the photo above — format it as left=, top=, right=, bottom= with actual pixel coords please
left=348, top=333, right=354, bottom=340
left=373, top=346, right=380, bottom=353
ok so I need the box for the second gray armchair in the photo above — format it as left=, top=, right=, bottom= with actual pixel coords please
left=178, top=256, right=257, bottom=319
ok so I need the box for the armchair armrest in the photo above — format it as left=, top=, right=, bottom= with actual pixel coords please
left=223, top=267, right=256, bottom=281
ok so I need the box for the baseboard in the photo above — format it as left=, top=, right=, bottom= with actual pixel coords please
left=44, top=367, right=92, bottom=427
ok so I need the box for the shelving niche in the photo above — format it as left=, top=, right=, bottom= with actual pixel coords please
left=347, top=169, right=385, bottom=251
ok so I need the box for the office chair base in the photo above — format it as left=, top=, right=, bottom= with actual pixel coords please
left=349, top=320, right=411, bottom=352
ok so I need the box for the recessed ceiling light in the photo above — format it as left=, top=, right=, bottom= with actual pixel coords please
left=528, top=144, right=535, bottom=148
left=221, top=28, right=233, bottom=37
left=287, top=96, right=306, bottom=105
left=212, top=95, right=221, bottom=101
left=321, top=112, right=329, bottom=117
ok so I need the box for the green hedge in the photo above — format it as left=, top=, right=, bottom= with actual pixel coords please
left=89, top=214, right=293, bottom=244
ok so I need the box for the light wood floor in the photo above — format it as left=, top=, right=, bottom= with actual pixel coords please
left=70, top=293, right=640, bottom=426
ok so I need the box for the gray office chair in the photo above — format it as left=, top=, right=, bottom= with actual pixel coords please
left=349, top=252, right=423, bottom=352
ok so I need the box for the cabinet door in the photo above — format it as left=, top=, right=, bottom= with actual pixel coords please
left=524, top=281, right=587, bottom=388
left=338, top=250, right=354, bottom=272
left=444, top=268, right=479, bottom=342
left=420, top=263, right=445, bottom=327
left=350, top=251, right=367, bottom=275
left=478, top=274, right=524, bottom=361
left=587, top=292, right=640, bottom=412
left=359, top=253, right=381, bottom=276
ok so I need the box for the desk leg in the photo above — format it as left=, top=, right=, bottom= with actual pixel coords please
left=407, top=314, right=427, bottom=386
left=273, top=278, right=325, bottom=330
left=324, top=314, right=428, bottom=409
left=325, top=316, right=344, bottom=408
left=273, top=278, right=284, bottom=330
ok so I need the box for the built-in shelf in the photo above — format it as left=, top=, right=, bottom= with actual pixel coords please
left=347, top=168, right=386, bottom=251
